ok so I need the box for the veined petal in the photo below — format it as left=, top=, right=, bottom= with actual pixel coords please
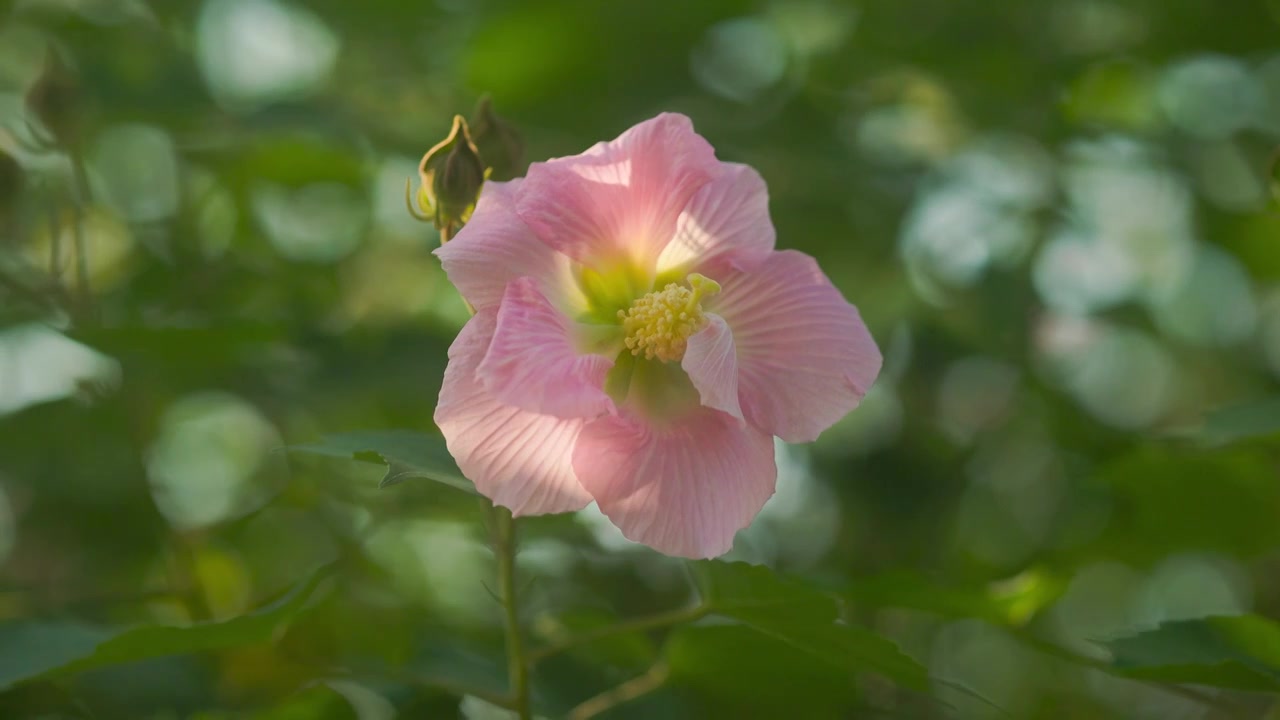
left=658, top=163, right=775, bottom=277
left=573, top=408, right=776, bottom=559
left=682, top=314, right=743, bottom=421
left=516, top=113, right=719, bottom=271
left=478, top=277, right=616, bottom=419
left=435, top=179, right=574, bottom=311
left=710, top=250, right=883, bottom=443
left=435, top=310, right=592, bottom=515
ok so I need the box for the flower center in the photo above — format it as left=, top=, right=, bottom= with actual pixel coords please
left=617, top=273, right=720, bottom=362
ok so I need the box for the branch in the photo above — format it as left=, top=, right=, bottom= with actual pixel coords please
left=567, top=662, right=669, bottom=720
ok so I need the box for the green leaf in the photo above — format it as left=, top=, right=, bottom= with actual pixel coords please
left=291, top=430, right=473, bottom=493
left=665, top=624, right=859, bottom=719
left=693, top=561, right=929, bottom=690
left=1197, top=397, right=1280, bottom=447
left=0, top=565, right=334, bottom=691
left=847, top=568, right=1066, bottom=626
left=1102, top=614, right=1280, bottom=691
left=1096, top=446, right=1280, bottom=559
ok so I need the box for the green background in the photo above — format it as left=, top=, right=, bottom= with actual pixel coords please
left=1, top=0, right=1279, bottom=717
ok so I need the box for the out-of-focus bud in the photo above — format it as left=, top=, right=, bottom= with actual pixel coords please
left=416, top=115, right=487, bottom=237
left=25, top=49, right=81, bottom=147
left=469, top=95, right=524, bottom=181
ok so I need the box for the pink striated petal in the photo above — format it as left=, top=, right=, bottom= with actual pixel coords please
left=658, top=163, right=775, bottom=277
left=682, top=314, right=743, bottom=421
left=434, top=179, right=574, bottom=311
left=435, top=310, right=593, bottom=515
left=573, top=408, right=776, bottom=558
left=710, top=250, right=883, bottom=443
left=477, top=277, right=616, bottom=419
left=515, top=113, right=719, bottom=271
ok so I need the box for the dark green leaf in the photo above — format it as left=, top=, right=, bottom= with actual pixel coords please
left=1102, top=615, right=1280, bottom=692
left=1096, top=447, right=1280, bottom=560
left=0, top=565, right=334, bottom=691
left=693, top=561, right=930, bottom=690
left=665, top=624, right=860, bottom=719
left=290, top=430, right=473, bottom=493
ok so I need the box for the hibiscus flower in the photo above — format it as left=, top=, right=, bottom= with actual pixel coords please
left=434, top=113, right=882, bottom=558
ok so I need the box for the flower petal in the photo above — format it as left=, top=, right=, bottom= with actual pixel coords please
left=434, top=179, right=573, bottom=311
left=477, top=277, right=615, bottom=420
left=516, top=113, right=719, bottom=271
left=682, top=314, right=743, bottom=421
left=710, top=250, right=882, bottom=443
left=435, top=310, right=592, bottom=515
left=573, top=408, right=776, bottom=558
left=658, top=162, right=775, bottom=277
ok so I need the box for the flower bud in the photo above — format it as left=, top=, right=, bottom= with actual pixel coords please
left=25, top=49, right=81, bottom=146
left=417, top=115, right=487, bottom=236
left=469, top=95, right=524, bottom=181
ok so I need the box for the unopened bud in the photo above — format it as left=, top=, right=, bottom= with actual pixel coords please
left=469, top=95, right=524, bottom=181
left=25, top=49, right=81, bottom=146
left=417, top=115, right=487, bottom=236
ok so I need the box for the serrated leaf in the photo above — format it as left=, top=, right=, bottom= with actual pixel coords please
left=291, top=429, right=473, bottom=493
left=1101, top=614, right=1280, bottom=691
left=1197, top=397, right=1280, bottom=447
left=693, top=561, right=929, bottom=690
left=0, top=564, right=334, bottom=691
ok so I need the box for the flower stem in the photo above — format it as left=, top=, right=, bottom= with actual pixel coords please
left=491, top=504, right=532, bottom=719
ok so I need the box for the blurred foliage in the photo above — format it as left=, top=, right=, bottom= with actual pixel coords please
left=0, top=0, right=1279, bottom=718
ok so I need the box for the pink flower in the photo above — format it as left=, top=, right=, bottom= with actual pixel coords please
left=434, top=113, right=882, bottom=558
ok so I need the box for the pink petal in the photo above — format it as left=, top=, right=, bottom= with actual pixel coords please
left=434, top=179, right=573, bottom=311
left=435, top=310, right=592, bottom=515
left=658, top=163, right=775, bottom=277
left=682, top=314, right=743, bottom=421
left=710, top=250, right=883, bottom=443
left=477, top=277, right=615, bottom=419
left=516, top=113, right=719, bottom=271
left=573, top=408, right=776, bottom=558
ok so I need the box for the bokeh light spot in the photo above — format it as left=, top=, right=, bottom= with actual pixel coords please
left=146, top=392, right=284, bottom=530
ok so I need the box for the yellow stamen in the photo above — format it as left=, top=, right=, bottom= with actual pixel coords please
left=616, top=273, right=721, bottom=362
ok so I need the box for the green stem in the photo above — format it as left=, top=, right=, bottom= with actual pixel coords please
left=492, top=505, right=531, bottom=720
left=567, top=661, right=669, bottom=720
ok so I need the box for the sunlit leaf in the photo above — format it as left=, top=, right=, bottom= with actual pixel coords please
left=1102, top=615, right=1280, bottom=691
left=290, top=429, right=473, bottom=493
left=0, top=565, right=334, bottom=691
